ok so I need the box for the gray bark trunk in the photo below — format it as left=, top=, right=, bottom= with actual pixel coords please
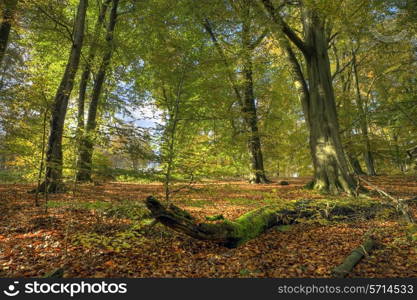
left=303, top=9, right=357, bottom=194
left=76, top=0, right=119, bottom=182
left=39, top=0, right=88, bottom=193
left=0, top=0, right=18, bottom=66
left=261, top=0, right=357, bottom=194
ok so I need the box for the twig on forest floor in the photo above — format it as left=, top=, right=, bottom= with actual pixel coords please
left=357, top=176, right=415, bottom=224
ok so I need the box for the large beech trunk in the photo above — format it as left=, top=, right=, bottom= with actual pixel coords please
left=0, top=0, right=18, bottom=66
left=303, top=10, right=357, bottom=194
left=38, top=0, right=88, bottom=193
left=261, top=1, right=358, bottom=194
left=76, top=0, right=119, bottom=182
left=145, top=196, right=387, bottom=248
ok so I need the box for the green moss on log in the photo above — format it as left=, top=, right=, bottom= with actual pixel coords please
left=332, top=238, right=376, bottom=278
left=145, top=196, right=394, bottom=248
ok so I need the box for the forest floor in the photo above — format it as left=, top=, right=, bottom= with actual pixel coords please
left=1, top=176, right=417, bottom=278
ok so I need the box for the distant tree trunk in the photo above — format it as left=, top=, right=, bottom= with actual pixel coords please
left=241, top=4, right=269, bottom=184
left=352, top=51, right=376, bottom=176
left=0, top=0, right=18, bottom=66
left=393, top=133, right=405, bottom=173
left=261, top=0, right=357, bottom=194
left=348, top=154, right=366, bottom=175
left=76, top=0, right=119, bottom=182
left=202, top=11, right=269, bottom=184
left=38, top=0, right=88, bottom=193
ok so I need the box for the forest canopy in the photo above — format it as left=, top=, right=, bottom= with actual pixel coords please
left=0, top=0, right=415, bottom=190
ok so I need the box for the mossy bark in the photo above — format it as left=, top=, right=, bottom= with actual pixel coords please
left=332, top=238, right=375, bottom=278
left=145, top=196, right=387, bottom=248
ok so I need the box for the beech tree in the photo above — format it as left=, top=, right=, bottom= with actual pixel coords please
left=261, top=0, right=358, bottom=194
left=38, top=0, right=88, bottom=192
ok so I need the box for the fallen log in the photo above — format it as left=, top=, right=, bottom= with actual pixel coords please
left=332, top=237, right=376, bottom=278
left=145, top=196, right=387, bottom=248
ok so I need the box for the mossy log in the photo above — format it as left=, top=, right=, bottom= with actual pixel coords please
left=332, top=238, right=376, bottom=278
left=145, top=196, right=386, bottom=248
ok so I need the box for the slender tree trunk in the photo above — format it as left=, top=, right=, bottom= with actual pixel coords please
left=203, top=12, right=269, bottom=184
left=352, top=51, right=376, bottom=176
left=76, top=0, right=119, bottom=182
left=38, top=0, right=88, bottom=193
left=241, top=5, right=268, bottom=184
left=0, top=0, right=18, bottom=66
left=76, top=0, right=111, bottom=181
left=76, top=0, right=111, bottom=131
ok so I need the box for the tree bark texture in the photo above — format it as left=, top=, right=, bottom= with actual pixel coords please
left=261, top=0, right=357, bottom=194
left=76, top=0, right=119, bottom=182
left=40, top=0, right=88, bottom=192
left=0, top=0, right=18, bottom=65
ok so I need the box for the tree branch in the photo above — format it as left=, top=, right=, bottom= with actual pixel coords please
left=260, top=0, right=310, bottom=57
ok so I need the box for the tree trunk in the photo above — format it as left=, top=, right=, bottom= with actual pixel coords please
left=76, top=0, right=119, bottom=182
left=76, top=0, right=111, bottom=132
left=241, top=4, right=269, bottom=184
left=352, top=51, right=376, bottom=176
left=302, top=9, right=357, bottom=194
left=0, top=0, right=18, bottom=66
left=203, top=9, right=269, bottom=184
left=145, top=196, right=388, bottom=248
left=38, top=0, right=88, bottom=193
left=348, top=154, right=366, bottom=176
left=261, top=1, right=357, bottom=194
left=75, top=0, right=111, bottom=182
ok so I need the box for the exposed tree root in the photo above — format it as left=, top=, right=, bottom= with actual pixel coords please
left=28, top=181, right=67, bottom=194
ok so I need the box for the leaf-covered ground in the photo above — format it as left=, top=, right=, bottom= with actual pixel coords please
left=1, top=176, right=416, bottom=278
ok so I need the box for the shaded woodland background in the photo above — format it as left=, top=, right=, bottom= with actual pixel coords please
left=0, top=0, right=416, bottom=278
